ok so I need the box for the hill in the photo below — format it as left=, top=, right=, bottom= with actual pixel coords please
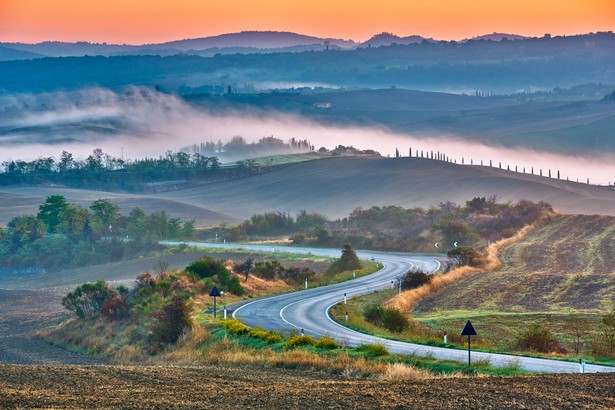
left=2, top=33, right=614, bottom=93
left=153, top=157, right=615, bottom=221
left=416, top=214, right=615, bottom=314
left=412, top=214, right=615, bottom=355
left=2, top=157, right=615, bottom=227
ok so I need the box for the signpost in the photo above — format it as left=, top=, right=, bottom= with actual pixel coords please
left=210, top=286, right=221, bottom=318
left=461, top=320, right=477, bottom=366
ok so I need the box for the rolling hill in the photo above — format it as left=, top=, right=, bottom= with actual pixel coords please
left=3, top=156, right=614, bottom=227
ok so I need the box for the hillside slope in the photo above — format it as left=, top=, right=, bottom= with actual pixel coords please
left=415, top=214, right=615, bottom=314
left=2, top=157, right=615, bottom=227
left=155, top=157, right=615, bottom=220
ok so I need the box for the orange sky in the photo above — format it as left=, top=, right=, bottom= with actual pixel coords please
left=1, top=0, right=614, bottom=44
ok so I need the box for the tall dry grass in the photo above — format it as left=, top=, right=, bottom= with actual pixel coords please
left=387, top=213, right=557, bottom=313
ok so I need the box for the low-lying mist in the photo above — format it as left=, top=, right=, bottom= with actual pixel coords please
left=1, top=87, right=613, bottom=185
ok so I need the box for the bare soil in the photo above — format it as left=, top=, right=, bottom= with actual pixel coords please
left=0, top=364, right=613, bottom=409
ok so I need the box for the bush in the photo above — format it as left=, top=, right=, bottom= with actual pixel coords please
left=363, top=304, right=384, bottom=325
left=285, top=334, right=317, bottom=348
left=447, top=246, right=485, bottom=267
left=101, top=291, right=129, bottom=320
left=357, top=343, right=389, bottom=356
left=185, top=256, right=244, bottom=295
left=252, top=260, right=284, bottom=280
left=401, top=269, right=431, bottom=290
left=314, top=337, right=340, bottom=349
left=278, top=265, right=316, bottom=285
left=514, top=323, right=567, bottom=354
left=220, top=319, right=283, bottom=344
left=327, top=243, right=362, bottom=274
left=149, top=296, right=193, bottom=352
left=62, top=280, right=111, bottom=318
left=381, top=308, right=409, bottom=333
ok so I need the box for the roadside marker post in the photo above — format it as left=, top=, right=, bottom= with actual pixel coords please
left=352, top=270, right=356, bottom=278
left=344, top=292, right=347, bottom=305
left=390, top=280, right=394, bottom=289
left=305, top=278, right=308, bottom=289
left=443, top=331, right=447, bottom=344
left=345, top=311, right=348, bottom=322
left=461, top=320, right=477, bottom=366
left=209, top=286, right=221, bottom=318
left=223, top=307, right=227, bottom=319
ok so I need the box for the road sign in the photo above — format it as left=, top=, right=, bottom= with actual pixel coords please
left=453, top=241, right=458, bottom=247
left=210, top=286, right=221, bottom=318
left=434, top=242, right=439, bottom=248
left=461, top=320, right=477, bottom=366
left=461, top=320, right=477, bottom=336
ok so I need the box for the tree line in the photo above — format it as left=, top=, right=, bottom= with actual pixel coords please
left=213, top=197, right=553, bottom=253
left=0, top=148, right=259, bottom=191
left=0, top=195, right=195, bottom=271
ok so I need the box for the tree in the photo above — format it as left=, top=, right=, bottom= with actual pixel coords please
left=90, top=199, right=120, bottom=234
left=37, top=195, right=69, bottom=234
left=328, top=243, right=362, bottom=274
left=234, top=258, right=254, bottom=282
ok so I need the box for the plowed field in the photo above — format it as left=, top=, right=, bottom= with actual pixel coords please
left=1, top=364, right=614, bottom=409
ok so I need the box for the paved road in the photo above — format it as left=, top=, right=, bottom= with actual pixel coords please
left=178, top=242, right=615, bottom=374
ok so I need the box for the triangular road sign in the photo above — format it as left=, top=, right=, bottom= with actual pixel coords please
left=461, top=320, right=477, bottom=336
left=209, top=286, right=221, bottom=297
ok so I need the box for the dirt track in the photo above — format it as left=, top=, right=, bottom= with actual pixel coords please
left=0, top=364, right=613, bottom=409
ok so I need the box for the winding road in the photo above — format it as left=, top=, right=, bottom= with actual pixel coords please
left=178, top=242, right=615, bottom=374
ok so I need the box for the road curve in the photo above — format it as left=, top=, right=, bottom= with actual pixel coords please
left=176, top=242, right=615, bottom=374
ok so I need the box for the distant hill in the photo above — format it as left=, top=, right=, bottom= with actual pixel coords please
left=0, top=31, right=356, bottom=59
left=360, top=32, right=433, bottom=47
left=466, top=32, right=530, bottom=42
left=157, top=31, right=355, bottom=51
left=0, top=45, right=43, bottom=61
left=2, top=32, right=614, bottom=93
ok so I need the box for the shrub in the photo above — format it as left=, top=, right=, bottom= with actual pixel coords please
left=401, top=269, right=431, bottom=290
left=514, top=323, right=567, bottom=354
left=252, top=260, right=284, bottom=280
left=185, top=256, right=244, bottom=295
left=278, top=265, right=316, bottom=285
left=363, top=303, right=384, bottom=325
left=62, top=280, right=111, bottom=318
left=285, top=334, right=317, bottom=348
left=149, top=296, right=192, bottom=352
left=381, top=308, right=409, bottom=333
left=314, top=337, right=340, bottom=349
left=101, top=291, right=129, bottom=320
left=447, top=246, right=485, bottom=267
left=220, top=319, right=283, bottom=344
left=357, top=343, right=389, bottom=356
left=327, top=244, right=362, bottom=274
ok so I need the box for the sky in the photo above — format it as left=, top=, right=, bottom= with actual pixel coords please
left=1, top=0, right=614, bottom=44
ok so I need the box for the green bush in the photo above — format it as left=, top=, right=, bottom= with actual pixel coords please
left=327, top=244, right=362, bottom=274
left=363, top=303, right=384, bottom=325
left=357, top=343, right=389, bottom=356
left=62, top=280, right=111, bottom=318
left=381, top=308, right=409, bottom=333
